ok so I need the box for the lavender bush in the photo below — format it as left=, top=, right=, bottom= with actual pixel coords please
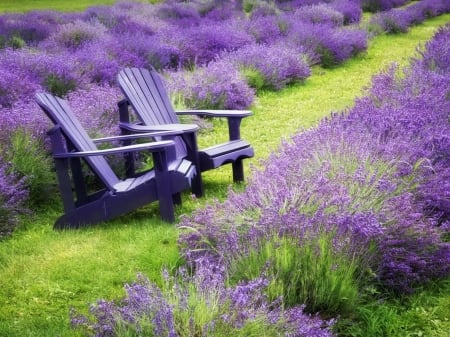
left=178, top=23, right=450, bottom=298
left=45, top=19, right=107, bottom=51
left=223, top=42, right=311, bottom=90
left=361, top=0, right=409, bottom=13
left=71, top=260, right=336, bottom=337
left=369, top=9, right=414, bottom=34
left=0, top=162, right=28, bottom=239
left=367, top=0, right=450, bottom=36
left=329, top=0, right=362, bottom=25
left=284, top=20, right=368, bottom=67
left=245, top=15, right=285, bottom=44
left=175, top=19, right=254, bottom=66
left=0, top=10, right=66, bottom=48
left=293, top=4, right=345, bottom=26
left=166, top=60, right=255, bottom=110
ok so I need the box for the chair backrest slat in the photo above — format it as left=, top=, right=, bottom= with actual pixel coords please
left=118, top=67, right=187, bottom=159
left=36, top=93, right=120, bottom=190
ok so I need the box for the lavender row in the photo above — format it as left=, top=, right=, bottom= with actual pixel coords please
left=368, top=0, right=450, bottom=34
left=69, top=21, right=450, bottom=337
left=178, top=22, right=450, bottom=295
left=0, top=0, right=367, bottom=110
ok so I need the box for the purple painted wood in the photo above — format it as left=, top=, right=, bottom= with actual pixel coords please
left=35, top=92, right=195, bottom=228
left=117, top=67, right=255, bottom=186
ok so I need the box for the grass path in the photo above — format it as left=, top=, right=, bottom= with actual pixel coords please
left=0, top=13, right=449, bottom=337
left=245, top=15, right=450, bottom=158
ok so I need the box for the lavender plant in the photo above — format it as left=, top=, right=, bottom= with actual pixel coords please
left=245, top=15, right=285, bottom=44
left=0, top=161, right=28, bottom=239
left=329, top=0, right=362, bottom=25
left=361, top=0, right=409, bottom=13
left=155, top=1, right=201, bottom=25
left=223, top=42, right=311, bottom=90
left=284, top=20, right=368, bottom=67
left=0, top=10, right=65, bottom=48
left=293, top=4, right=345, bottom=27
left=2, top=130, right=56, bottom=208
left=175, top=20, right=254, bottom=66
left=369, top=9, right=414, bottom=34
left=65, top=84, right=123, bottom=138
left=228, top=232, right=364, bottom=315
left=71, top=260, right=336, bottom=337
left=178, top=23, right=450, bottom=299
left=166, top=60, right=255, bottom=110
left=45, top=19, right=107, bottom=51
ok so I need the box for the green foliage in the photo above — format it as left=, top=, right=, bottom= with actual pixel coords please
left=335, top=279, right=450, bottom=337
left=228, top=234, right=362, bottom=316
left=5, top=130, right=57, bottom=208
left=9, top=36, right=26, bottom=49
left=44, top=74, right=77, bottom=97
left=240, top=66, right=266, bottom=91
left=242, top=0, right=257, bottom=13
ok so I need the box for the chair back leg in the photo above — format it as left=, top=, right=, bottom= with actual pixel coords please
left=232, top=159, right=245, bottom=182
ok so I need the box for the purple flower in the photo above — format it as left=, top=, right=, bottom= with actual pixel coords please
left=166, top=59, right=255, bottom=109
left=223, top=42, right=311, bottom=90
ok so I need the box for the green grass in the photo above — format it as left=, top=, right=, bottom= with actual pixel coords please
left=0, top=0, right=117, bottom=13
left=228, top=233, right=362, bottom=316
left=0, top=7, right=449, bottom=337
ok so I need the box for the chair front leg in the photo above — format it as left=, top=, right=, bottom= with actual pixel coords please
left=227, top=116, right=244, bottom=141
left=181, top=132, right=203, bottom=198
left=152, top=149, right=175, bottom=223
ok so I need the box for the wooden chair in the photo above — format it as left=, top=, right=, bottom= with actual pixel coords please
left=35, top=92, right=197, bottom=229
left=117, top=67, right=255, bottom=197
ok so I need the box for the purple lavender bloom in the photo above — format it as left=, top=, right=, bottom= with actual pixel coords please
left=329, top=0, right=363, bottom=24
left=276, top=0, right=325, bottom=11
left=0, top=162, right=29, bottom=238
left=245, top=15, right=285, bottom=44
left=247, top=1, right=280, bottom=18
left=175, top=19, right=254, bottom=66
left=284, top=20, right=367, bottom=67
left=155, top=1, right=201, bottom=27
left=166, top=59, right=255, bottom=109
left=414, top=0, right=450, bottom=18
left=43, top=19, right=107, bottom=51
left=223, top=42, right=311, bottom=90
left=369, top=9, right=414, bottom=34
left=362, top=0, right=409, bottom=12
left=293, top=4, right=345, bottom=27
left=71, top=42, right=121, bottom=84
left=178, top=23, right=450, bottom=296
left=0, top=58, right=41, bottom=108
left=418, top=23, right=450, bottom=75
left=71, top=263, right=335, bottom=336
left=65, top=84, right=123, bottom=138
left=0, top=12, right=54, bottom=47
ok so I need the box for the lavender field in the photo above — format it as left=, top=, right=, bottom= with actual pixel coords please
left=1, top=0, right=450, bottom=336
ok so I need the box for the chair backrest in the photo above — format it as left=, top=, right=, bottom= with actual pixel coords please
left=118, top=67, right=187, bottom=159
left=35, top=92, right=120, bottom=190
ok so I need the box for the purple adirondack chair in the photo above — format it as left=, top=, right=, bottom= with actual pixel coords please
left=117, top=67, right=254, bottom=197
left=35, top=92, right=197, bottom=229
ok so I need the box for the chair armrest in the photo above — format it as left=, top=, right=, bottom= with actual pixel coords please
left=53, top=140, right=174, bottom=158
left=176, top=109, right=252, bottom=118
left=92, top=131, right=182, bottom=144
left=176, top=110, right=252, bottom=141
left=119, top=122, right=199, bottom=134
